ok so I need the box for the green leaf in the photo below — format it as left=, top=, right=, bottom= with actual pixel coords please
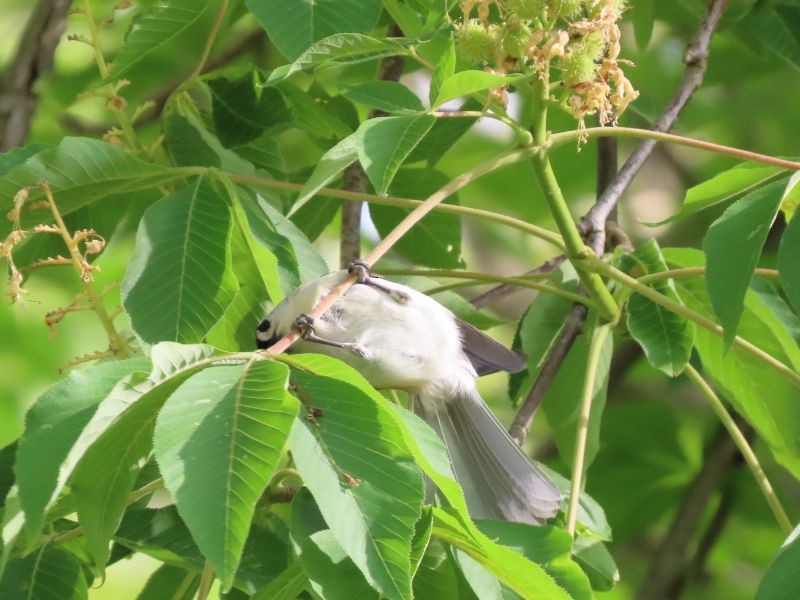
left=756, top=524, right=800, bottom=600
left=0, top=443, right=16, bottom=510
left=290, top=488, right=378, bottom=600
left=235, top=134, right=288, bottom=180
left=541, top=319, right=613, bottom=470
left=647, top=163, right=786, bottom=225
left=0, top=546, right=87, bottom=600
left=703, top=179, right=785, bottom=346
left=122, top=177, right=239, bottom=344
left=342, top=81, right=425, bottom=115
left=572, top=536, right=619, bottom=592
left=291, top=133, right=359, bottom=215
left=433, top=71, right=521, bottom=108
left=666, top=248, right=800, bottom=478
left=541, top=466, right=611, bottom=542
left=779, top=208, right=800, bottom=313
left=209, top=76, right=291, bottom=147
left=247, top=0, right=383, bottom=60
left=136, top=564, right=199, bottom=600
left=407, top=98, right=481, bottom=166
left=431, top=508, right=570, bottom=600
left=781, top=172, right=800, bottom=220
left=371, top=168, right=464, bottom=268
left=287, top=355, right=425, bottom=600
left=0, top=143, right=49, bottom=177
left=741, top=2, right=800, bottom=70
left=251, top=561, right=307, bottom=600
left=109, top=0, right=218, bottom=80
left=413, top=538, right=473, bottom=600
left=154, top=360, right=297, bottom=590
left=631, top=0, right=654, bottom=49
left=15, top=358, right=149, bottom=539
left=357, top=115, right=436, bottom=195
left=70, top=343, right=217, bottom=572
left=430, top=33, right=456, bottom=106
left=0, top=138, right=181, bottom=235
left=382, top=0, right=425, bottom=36
left=621, top=239, right=694, bottom=376
left=164, top=113, right=221, bottom=168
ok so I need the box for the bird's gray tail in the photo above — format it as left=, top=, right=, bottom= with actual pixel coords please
left=415, top=388, right=561, bottom=525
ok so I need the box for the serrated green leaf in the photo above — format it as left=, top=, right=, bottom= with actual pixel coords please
left=342, top=81, right=425, bottom=115
left=70, top=343, right=217, bottom=572
left=163, top=113, right=221, bottom=168
left=235, top=134, right=288, bottom=180
left=357, top=114, right=436, bottom=194
left=291, top=133, right=359, bottom=216
left=371, top=168, right=464, bottom=268
left=382, top=0, right=425, bottom=36
left=646, top=163, right=786, bottom=225
left=622, top=239, right=694, bottom=376
left=0, top=444, right=16, bottom=510
left=413, top=538, right=472, bottom=600
left=287, top=356, right=424, bottom=600
left=15, top=358, right=149, bottom=540
left=703, top=179, right=785, bottom=347
left=756, top=523, right=800, bottom=600
left=779, top=206, right=800, bottom=313
left=0, top=138, right=182, bottom=236
left=209, top=76, right=291, bottom=147
left=247, top=0, right=383, bottom=60
left=279, top=82, right=353, bottom=140
left=406, top=98, right=480, bottom=166
left=429, top=33, right=456, bottom=107
left=110, top=0, right=217, bottom=80
left=136, top=564, right=199, bottom=600
left=0, top=545, right=87, bottom=600
left=572, top=536, right=619, bottom=592
left=154, top=360, right=297, bottom=590
left=433, top=71, right=521, bottom=108
left=0, top=143, right=49, bottom=177
left=251, top=561, right=307, bottom=600
left=666, top=248, right=800, bottom=478
left=266, top=34, right=410, bottom=85
left=290, top=488, right=378, bottom=600
left=122, top=177, right=239, bottom=343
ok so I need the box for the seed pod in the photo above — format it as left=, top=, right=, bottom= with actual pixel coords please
left=561, top=31, right=606, bottom=86
left=457, top=19, right=497, bottom=63
left=501, top=22, right=532, bottom=58
left=502, top=0, right=546, bottom=20
left=550, top=0, right=583, bottom=18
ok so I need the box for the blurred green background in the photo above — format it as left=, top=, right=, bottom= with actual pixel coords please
left=2, top=0, right=799, bottom=598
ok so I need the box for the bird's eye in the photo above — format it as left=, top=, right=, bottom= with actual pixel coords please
left=257, top=319, right=271, bottom=332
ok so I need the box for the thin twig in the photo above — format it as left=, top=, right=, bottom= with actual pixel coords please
left=190, top=0, right=229, bottom=79
left=469, top=256, right=566, bottom=309
left=685, top=364, right=792, bottom=534
left=0, top=0, right=71, bottom=150
left=580, top=0, right=731, bottom=254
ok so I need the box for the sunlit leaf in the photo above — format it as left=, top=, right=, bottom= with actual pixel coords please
left=778, top=208, right=800, bottom=313
left=154, top=360, right=297, bottom=590
left=703, top=179, right=785, bottom=347
left=342, top=81, right=425, bottom=115
left=291, top=133, right=359, bottom=215
left=246, top=0, right=383, bottom=60
left=357, top=114, right=436, bottom=194
left=122, top=177, right=239, bottom=343
left=430, top=33, right=456, bottom=106
left=433, top=71, right=522, bottom=108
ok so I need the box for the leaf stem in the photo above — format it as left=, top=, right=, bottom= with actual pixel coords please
left=197, top=560, right=214, bottom=600
left=586, top=254, right=800, bottom=387
left=637, top=267, right=779, bottom=285
left=685, top=364, right=793, bottom=535
left=566, top=324, right=611, bottom=538
left=528, top=79, right=619, bottom=322
left=190, top=0, right=230, bottom=79
left=377, top=268, right=595, bottom=307
left=547, top=127, right=800, bottom=171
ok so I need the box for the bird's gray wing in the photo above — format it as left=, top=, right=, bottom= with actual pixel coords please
left=456, top=317, right=526, bottom=376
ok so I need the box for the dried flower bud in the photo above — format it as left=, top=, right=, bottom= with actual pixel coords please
left=7, top=188, right=28, bottom=224
left=457, top=19, right=497, bottom=63
left=84, top=237, right=105, bottom=254
left=106, top=95, right=127, bottom=111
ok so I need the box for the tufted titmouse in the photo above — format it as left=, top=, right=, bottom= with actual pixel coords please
left=256, top=263, right=561, bottom=524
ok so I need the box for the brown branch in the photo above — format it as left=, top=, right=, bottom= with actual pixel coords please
left=636, top=421, right=752, bottom=600
left=580, top=0, right=730, bottom=255
left=339, top=24, right=405, bottom=268
left=0, top=0, right=72, bottom=150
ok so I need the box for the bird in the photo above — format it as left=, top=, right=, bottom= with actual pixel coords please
left=256, top=262, right=561, bottom=525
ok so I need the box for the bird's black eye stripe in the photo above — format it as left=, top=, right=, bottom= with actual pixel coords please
left=257, top=319, right=270, bottom=332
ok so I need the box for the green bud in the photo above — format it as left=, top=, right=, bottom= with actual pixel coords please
left=456, top=20, right=496, bottom=64
left=561, top=33, right=604, bottom=86
left=515, top=129, right=534, bottom=146
left=550, top=0, right=583, bottom=18
left=502, top=0, right=546, bottom=20
left=586, top=0, right=626, bottom=18
left=501, top=22, right=532, bottom=58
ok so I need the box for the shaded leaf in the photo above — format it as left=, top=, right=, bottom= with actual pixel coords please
left=621, top=239, right=694, bottom=376
left=122, top=177, right=239, bottom=343
left=154, top=360, right=297, bottom=590
left=742, top=2, right=800, bottom=70
left=209, top=77, right=291, bottom=147
left=357, top=115, right=436, bottom=194
left=0, top=546, right=87, bottom=600
left=572, top=536, right=619, bottom=592
left=779, top=208, right=800, bottom=313
left=631, top=0, right=654, bottom=48
left=756, top=524, right=800, bottom=600
left=136, top=564, right=199, bottom=600
left=246, top=0, right=383, bottom=60
left=703, top=179, right=785, bottom=346
left=291, top=133, right=359, bottom=215
left=342, top=81, right=425, bottom=115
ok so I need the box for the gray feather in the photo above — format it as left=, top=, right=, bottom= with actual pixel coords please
left=416, top=388, right=561, bottom=525
left=456, top=318, right=526, bottom=376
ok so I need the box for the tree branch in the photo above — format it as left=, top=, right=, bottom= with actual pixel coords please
left=580, top=0, right=730, bottom=254
left=0, top=0, right=72, bottom=150
left=339, top=24, right=404, bottom=268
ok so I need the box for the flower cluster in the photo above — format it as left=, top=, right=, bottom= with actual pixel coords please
left=455, top=0, right=638, bottom=127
